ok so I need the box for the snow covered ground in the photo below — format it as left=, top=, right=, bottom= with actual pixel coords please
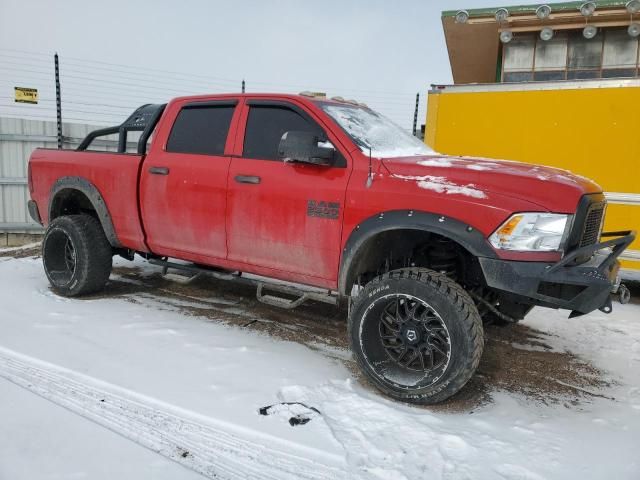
left=1, top=249, right=639, bottom=480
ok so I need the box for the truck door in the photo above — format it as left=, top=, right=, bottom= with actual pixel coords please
left=227, top=100, right=351, bottom=283
left=139, top=99, right=238, bottom=260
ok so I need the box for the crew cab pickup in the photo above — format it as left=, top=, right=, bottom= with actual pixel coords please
left=27, top=93, right=635, bottom=404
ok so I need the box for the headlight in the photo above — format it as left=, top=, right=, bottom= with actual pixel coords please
left=489, top=213, right=572, bottom=252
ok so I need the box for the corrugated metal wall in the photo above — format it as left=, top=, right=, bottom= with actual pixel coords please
left=0, top=117, right=121, bottom=233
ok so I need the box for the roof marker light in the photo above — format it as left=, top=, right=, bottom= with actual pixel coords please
left=299, top=91, right=326, bottom=98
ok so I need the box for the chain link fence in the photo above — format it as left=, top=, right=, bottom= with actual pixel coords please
left=0, top=48, right=424, bottom=242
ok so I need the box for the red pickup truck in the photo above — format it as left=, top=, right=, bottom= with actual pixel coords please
left=27, top=93, right=634, bottom=404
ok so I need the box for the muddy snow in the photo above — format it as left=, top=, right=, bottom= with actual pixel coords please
left=1, top=247, right=639, bottom=479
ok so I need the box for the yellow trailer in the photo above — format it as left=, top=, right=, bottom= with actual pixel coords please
left=425, top=78, right=640, bottom=276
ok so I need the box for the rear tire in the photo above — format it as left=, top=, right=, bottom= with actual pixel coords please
left=348, top=268, right=484, bottom=404
left=42, top=215, right=113, bottom=297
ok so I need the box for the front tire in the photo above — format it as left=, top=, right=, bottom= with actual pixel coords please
left=349, top=268, right=484, bottom=404
left=42, top=215, right=113, bottom=297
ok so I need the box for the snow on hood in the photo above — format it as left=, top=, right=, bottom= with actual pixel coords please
left=392, top=174, right=487, bottom=199
left=383, top=155, right=602, bottom=211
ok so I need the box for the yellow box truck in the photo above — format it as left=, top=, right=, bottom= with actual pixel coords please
left=425, top=78, right=640, bottom=277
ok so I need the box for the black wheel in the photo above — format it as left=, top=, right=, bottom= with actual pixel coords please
left=42, top=215, right=113, bottom=297
left=349, top=268, right=484, bottom=404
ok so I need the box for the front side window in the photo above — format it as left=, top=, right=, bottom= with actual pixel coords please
left=320, top=103, right=434, bottom=158
left=166, top=105, right=235, bottom=155
left=243, top=105, right=323, bottom=160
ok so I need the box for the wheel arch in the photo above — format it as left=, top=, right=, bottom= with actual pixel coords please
left=338, top=210, right=497, bottom=296
left=48, top=176, right=121, bottom=248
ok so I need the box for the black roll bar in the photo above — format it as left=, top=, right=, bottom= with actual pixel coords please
left=77, top=103, right=166, bottom=154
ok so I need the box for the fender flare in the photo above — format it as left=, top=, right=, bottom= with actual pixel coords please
left=338, top=210, right=497, bottom=295
left=48, top=176, right=122, bottom=248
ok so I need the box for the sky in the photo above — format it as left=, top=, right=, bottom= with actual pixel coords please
left=0, top=0, right=518, bottom=129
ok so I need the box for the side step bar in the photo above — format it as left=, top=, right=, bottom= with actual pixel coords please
left=256, top=282, right=338, bottom=309
left=147, top=258, right=339, bottom=310
left=160, top=266, right=203, bottom=285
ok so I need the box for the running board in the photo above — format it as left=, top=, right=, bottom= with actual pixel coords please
left=255, top=282, right=338, bottom=309
left=147, top=258, right=339, bottom=310
left=149, top=258, right=239, bottom=282
left=160, top=266, right=203, bottom=285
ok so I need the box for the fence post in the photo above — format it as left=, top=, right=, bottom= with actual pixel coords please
left=412, top=92, right=420, bottom=137
left=54, top=53, right=62, bottom=149
left=242, top=79, right=245, bottom=93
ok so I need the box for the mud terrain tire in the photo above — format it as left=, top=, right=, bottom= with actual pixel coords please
left=42, top=215, right=113, bottom=297
left=349, top=268, right=484, bottom=404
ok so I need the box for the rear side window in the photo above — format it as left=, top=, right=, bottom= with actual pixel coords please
left=243, top=105, right=322, bottom=160
left=166, top=105, right=235, bottom=155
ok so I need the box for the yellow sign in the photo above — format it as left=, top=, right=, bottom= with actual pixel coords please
left=14, top=87, right=38, bottom=104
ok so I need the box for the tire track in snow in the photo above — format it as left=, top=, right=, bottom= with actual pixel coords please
left=0, top=346, right=346, bottom=480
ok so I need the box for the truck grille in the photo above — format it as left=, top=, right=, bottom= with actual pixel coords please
left=579, top=203, right=605, bottom=248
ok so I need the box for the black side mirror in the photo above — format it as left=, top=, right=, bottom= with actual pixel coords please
left=278, top=131, right=335, bottom=166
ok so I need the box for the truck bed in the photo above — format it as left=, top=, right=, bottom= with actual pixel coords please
left=29, top=149, right=148, bottom=252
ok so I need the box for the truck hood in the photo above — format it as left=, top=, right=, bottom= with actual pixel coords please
left=381, top=154, right=602, bottom=213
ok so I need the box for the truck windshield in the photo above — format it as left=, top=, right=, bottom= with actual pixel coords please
left=319, top=103, right=435, bottom=158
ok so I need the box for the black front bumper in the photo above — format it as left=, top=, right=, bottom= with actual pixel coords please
left=479, top=230, right=636, bottom=315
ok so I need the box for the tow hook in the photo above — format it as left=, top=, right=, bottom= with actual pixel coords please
left=599, top=296, right=613, bottom=314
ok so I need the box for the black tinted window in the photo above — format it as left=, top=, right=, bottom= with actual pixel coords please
left=167, top=105, right=234, bottom=155
left=243, top=106, right=322, bottom=160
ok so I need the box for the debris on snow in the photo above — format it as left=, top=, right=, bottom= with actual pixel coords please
left=1, top=255, right=639, bottom=480
left=259, top=402, right=322, bottom=427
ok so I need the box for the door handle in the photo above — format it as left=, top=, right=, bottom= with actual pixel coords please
left=149, top=166, right=170, bottom=175
left=234, top=175, right=261, bottom=185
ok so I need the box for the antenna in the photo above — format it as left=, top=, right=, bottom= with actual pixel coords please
left=366, top=147, right=373, bottom=188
